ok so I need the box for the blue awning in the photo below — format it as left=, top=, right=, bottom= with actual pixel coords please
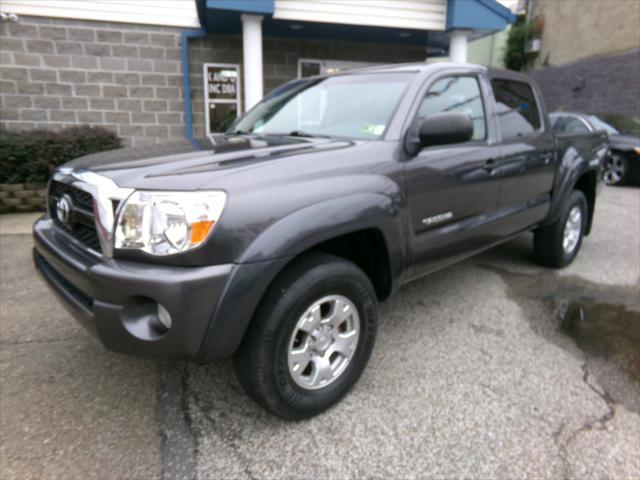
left=447, top=0, right=517, bottom=31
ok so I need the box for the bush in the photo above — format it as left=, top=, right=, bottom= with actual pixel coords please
left=504, top=20, right=530, bottom=71
left=0, top=126, right=122, bottom=184
left=503, top=16, right=543, bottom=71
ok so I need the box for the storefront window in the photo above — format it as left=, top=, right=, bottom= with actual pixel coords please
left=204, top=63, right=241, bottom=136
left=209, top=103, right=238, bottom=133
left=300, top=61, right=321, bottom=78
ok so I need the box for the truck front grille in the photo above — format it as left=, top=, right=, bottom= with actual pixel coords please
left=48, top=180, right=102, bottom=252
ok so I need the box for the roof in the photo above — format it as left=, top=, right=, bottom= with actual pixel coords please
left=291, top=62, right=534, bottom=80
left=337, top=61, right=489, bottom=75
left=486, top=67, right=532, bottom=83
left=198, top=0, right=516, bottom=48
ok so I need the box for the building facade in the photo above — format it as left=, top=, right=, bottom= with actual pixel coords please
left=527, top=0, right=640, bottom=117
left=0, top=0, right=514, bottom=146
left=466, top=0, right=523, bottom=68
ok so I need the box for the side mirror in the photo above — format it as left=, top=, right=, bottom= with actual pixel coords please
left=419, top=112, right=474, bottom=147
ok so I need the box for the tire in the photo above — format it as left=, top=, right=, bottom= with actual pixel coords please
left=603, top=152, right=630, bottom=186
left=233, top=253, right=377, bottom=420
left=534, top=190, right=588, bottom=268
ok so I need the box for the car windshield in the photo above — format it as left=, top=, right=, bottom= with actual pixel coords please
left=230, top=73, right=415, bottom=140
left=590, top=113, right=640, bottom=136
left=587, top=115, right=619, bottom=135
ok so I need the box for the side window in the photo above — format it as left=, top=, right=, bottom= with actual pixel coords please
left=557, top=117, right=590, bottom=134
left=550, top=115, right=565, bottom=132
left=418, top=76, right=486, bottom=141
left=491, top=79, right=541, bottom=141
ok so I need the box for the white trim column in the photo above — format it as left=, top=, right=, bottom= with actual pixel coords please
left=241, top=14, right=264, bottom=111
left=448, top=29, right=470, bottom=63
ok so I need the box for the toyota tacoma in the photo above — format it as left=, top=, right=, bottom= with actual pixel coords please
left=33, top=63, right=608, bottom=419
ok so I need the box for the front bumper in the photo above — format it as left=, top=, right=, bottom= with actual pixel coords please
left=33, top=217, right=233, bottom=359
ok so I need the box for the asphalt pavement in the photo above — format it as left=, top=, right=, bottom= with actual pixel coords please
left=1, top=186, right=638, bottom=479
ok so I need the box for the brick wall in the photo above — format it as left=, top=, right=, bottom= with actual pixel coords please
left=0, top=183, right=46, bottom=213
left=1, top=16, right=427, bottom=144
left=1, top=16, right=185, bottom=147
left=531, top=49, right=640, bottom=117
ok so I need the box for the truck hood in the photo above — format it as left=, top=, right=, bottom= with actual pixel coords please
left=66, top=135, right=368, bottom=191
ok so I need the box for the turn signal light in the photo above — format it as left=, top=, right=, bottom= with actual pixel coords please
left=191, top=220, right=215, bottom=245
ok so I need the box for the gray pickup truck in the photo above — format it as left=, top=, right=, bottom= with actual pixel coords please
left=33, top=63, right=608, bottom=419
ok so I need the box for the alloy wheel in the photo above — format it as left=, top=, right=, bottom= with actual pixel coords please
left=287, top=295, right=360, bottom=390
left=563, top=205, right=582, bottom=254
left=603, top=154, right=626, bottom=185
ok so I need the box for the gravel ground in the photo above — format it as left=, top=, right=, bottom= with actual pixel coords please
left=0, top=186, right=638, bottom=479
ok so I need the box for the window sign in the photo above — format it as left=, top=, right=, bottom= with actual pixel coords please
left=203, top=63, right=241, bottom=136
left=298, top=59, right=322, bottom=78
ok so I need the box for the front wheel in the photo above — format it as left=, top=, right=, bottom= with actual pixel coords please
left=533, top=190, right=588, bottom=268
left=233, top=253, right=377, bottom=420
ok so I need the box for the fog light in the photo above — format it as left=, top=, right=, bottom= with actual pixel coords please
left=121, top=297, right=172, bottom=340
left=157, top=304, right=172, bottom=331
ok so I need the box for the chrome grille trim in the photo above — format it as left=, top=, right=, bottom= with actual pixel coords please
left=51, top=167, right=134, bottom=258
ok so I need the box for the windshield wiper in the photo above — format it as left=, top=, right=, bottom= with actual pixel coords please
left=288, top=130, right=321, bottom=138
left=267, top=130, right=332, bottom=139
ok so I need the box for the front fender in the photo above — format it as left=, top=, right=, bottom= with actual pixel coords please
left=238, top=192, right=405, bottom=269
left=197, top=192, right=406, bottom=361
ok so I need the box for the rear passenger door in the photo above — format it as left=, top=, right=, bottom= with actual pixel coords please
left=491, top=78, right=556, bottom=232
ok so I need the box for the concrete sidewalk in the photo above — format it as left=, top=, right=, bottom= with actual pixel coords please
left=0, top=213, right=42, bottom=235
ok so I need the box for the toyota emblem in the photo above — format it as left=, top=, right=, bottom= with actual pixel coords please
left=56, top=195, right=72, bottom=225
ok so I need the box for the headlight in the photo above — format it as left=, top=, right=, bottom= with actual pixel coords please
left=114, top=191, right=227, bottom=256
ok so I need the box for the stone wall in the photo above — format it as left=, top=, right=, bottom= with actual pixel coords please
left=530, top=0, right=640, bottom=69
left=1, top=16, right=427, bottom=143
left=0, top=183, right=46, bottom=213
left=531, top=49, right=640, bottom=117
left=1, top=16, right=186, bottom=147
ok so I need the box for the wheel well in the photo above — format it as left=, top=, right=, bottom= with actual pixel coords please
left=307, top=229, right=393, bottom=300
left=574, top=170, right=597, bottom=235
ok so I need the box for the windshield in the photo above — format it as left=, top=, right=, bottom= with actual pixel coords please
left=587, top=115, right=619, bottom=135
left=593, top=113, right=640, bottom=136
left=231, top=73, right=415, bottom=140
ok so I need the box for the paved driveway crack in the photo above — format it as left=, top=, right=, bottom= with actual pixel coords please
left=156, top=362, right=198, bottom=480
left=554, top=362, right=618, bottom=478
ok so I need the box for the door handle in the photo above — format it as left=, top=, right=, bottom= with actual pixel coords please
left=541, top=151, right=554, bottom=164
left=483, top=158, right=496, bottom=174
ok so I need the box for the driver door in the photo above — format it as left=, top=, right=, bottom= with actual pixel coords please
left=406, top=75, right=503, bottom=280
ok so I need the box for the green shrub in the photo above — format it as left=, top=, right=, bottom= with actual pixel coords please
left=504, top=17, right=543, bottom=71
left=0, top=126, right=122, bottom=184
left=504, top=22, right=529, bottom=71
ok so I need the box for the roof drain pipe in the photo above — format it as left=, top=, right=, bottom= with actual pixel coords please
left=180, top=29, right=208, bottom=149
